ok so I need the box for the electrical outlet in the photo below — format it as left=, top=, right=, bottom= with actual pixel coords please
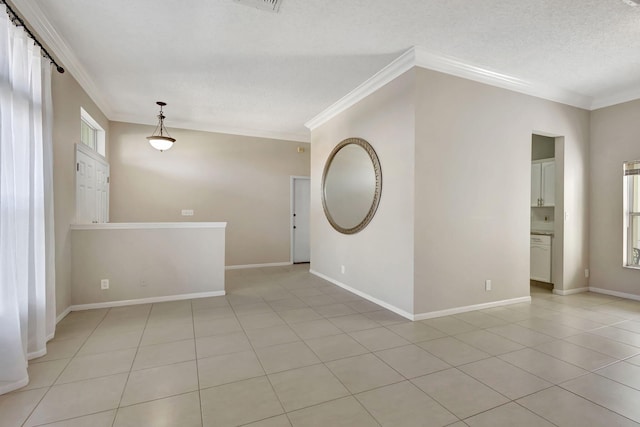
left=181, top=209, right=194, bottom=216
left=100, top=279, right=109, bottom=290
left=341, top=265, right=345, bottom=274
left=585, top=269, right=590, bottom=278
left=485, top=279, right=492, bottom=291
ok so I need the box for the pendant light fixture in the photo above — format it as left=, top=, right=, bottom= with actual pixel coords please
left=146, top=101, right=176, bottom=151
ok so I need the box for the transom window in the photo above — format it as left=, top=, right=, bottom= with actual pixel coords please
left=624, top=161, right=640, bottom=268
left=80, top=108, right=105, bottom=156
left=80, top=117, right=97, bottom=150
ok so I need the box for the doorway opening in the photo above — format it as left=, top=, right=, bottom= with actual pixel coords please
left=530, top=133, right=564, bottom=294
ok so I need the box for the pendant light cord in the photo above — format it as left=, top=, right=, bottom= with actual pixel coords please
left=0, top=0, right=64, bottom=73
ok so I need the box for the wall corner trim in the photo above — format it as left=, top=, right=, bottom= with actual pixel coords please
left=68, top=290, right=226, bottom=311
left=588, top=287, right=640, bottom=301
left=304, top=46, right=595, bottom=132
left=412, top=296, right=532, bottom=321
left=309, top=269, right=414, bottom=320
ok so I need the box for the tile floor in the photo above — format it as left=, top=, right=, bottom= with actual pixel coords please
left=3, top=265, right=640, bottom=426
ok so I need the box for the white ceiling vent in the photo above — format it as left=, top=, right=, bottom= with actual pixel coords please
left=233, top=0, right=282, bottom=13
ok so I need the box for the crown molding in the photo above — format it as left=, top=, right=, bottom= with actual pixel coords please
left=10, top=0, right=114, bottom=117
left=11, top=0, right=309, bottom=142
left=174, top=120, right=310, bottom=143
left=8, top=3, right=638, bottom=135
left=590, top=87, right=640, bottom=110
left=110, top=113, right=310, bottom=143
left=305, top=48, right=417, bottom=130
left=306, top=46, right=598, bottom=131
left=412, top=47, right=593, bottom=110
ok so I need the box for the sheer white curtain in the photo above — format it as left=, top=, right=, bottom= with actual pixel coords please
left=0, top=5, right=56, bottom=395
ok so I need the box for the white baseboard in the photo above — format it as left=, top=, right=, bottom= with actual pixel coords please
left=226, top=262, right=292, bottom=270
left=588, top=287, right=640, bottom=301
left=27, top=348, right=47, bottom=360
left=309, top=269, right=415, bottom=320
left=69, top=290, right=226, bottom=311
left=0, top=377, right=29, bottom=396
left=56, top=306, right=72, bottom=324
left=552, top=287, right=589, bottom=296
left=413, top=296, right=532, bottom=321
left=310, top=269, right=532, bottom=321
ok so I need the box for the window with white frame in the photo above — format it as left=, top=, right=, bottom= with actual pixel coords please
left=624, top=161, right=640, bottom=267
left=80, top=117, right=97, bottom=150
left=80, top=108, right=106, bottom=156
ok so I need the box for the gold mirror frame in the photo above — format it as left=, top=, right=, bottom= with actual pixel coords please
left=321, top=137, right=382, bottom=234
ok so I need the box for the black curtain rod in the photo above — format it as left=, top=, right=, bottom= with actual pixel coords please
left=1, top=0, right=64, bottom=73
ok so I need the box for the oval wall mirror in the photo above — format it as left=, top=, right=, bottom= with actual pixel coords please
left=321, top=137, right=382, bottom=234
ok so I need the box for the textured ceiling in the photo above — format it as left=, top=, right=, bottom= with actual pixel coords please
left=14, top=0, right=640, bottom=141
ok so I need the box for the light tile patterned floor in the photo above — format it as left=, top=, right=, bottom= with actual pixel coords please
left=3, top=265, right=640, bottom=426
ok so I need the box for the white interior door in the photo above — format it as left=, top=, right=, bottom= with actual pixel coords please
left=95, top=162, right=110, bottom=223
left=76, top=150, right=95, bottom=223
left=292, top=177, right=310, bottom=263
left=76, top=144, right=109, bottom=224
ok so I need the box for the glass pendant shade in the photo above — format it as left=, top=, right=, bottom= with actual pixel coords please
left=147, top=135, right=175, bottom=151
left=147, top=102, right=176, bottom=152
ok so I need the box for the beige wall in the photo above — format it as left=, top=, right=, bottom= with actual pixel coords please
left=71, top=225, right=225, bottom=305
left=108, top=122, right=309, bottom=266
left=310, top=70, right=416, bottom=314
left=51, top=72, right=109, bottom=317
left=413, top=68, right=589, bottom=313
left=49, top=56, right=593, bottom=318
left=310, top=66, right=590, bottom=317
left=590, top=99, right=640, bottom=296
